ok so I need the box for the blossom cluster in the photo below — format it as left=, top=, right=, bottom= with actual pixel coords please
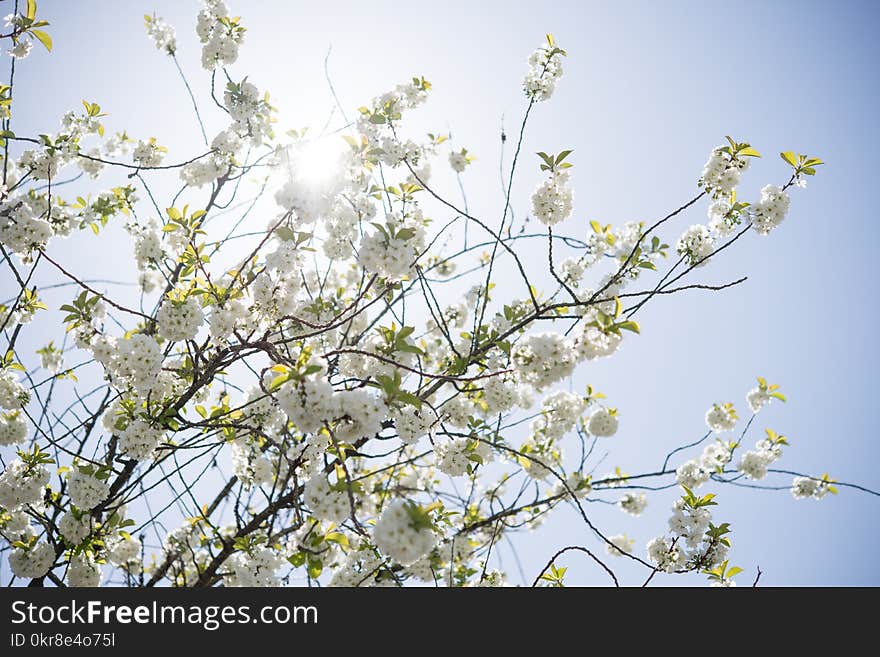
left=372, top=500, right=438, bottom=566
left=196, top=0, right=245, bottom=70
left=675, top=440, right=732, bottom=489
left=67, top=469, right=110, bottom=510
left=646, top=491, right=729, bottom=576
left=680, top=140, right=796, bottom=269
left=523, top=35, right=566, bottom=101
left=144, top=14, right=176, bottom=55
left=0, top=458, right=49, bottom=511
left=157, top=297, right=205, bottom=342
left=531, top=169, right=573, bottom=226
left=791, top=475, right=833, bottom=500
left=737, top=429, right=787, bottom=480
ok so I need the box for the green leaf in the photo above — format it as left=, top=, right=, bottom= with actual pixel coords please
left=307, top=558, right=323, bottom=579
left=397, top=391, right=423, bottom=409
left=738, top=146, right=761, bottom=158
left=324, top=532, right=349, bottom=549
left=616, top=320, right=640, bottom=334
left=536, top=151, right=555, bottom=168
left=276, top=226, right=296, bottom=241
left=269, top=374, right=289, bottom=391
left=26, top=0, right=37, bottom=20
left=780, top=151, right=798, bottom=167
left=31, top=29, right=52, bottom=52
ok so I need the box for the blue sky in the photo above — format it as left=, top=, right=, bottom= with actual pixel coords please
left=3, top=0, right=878, bottom=585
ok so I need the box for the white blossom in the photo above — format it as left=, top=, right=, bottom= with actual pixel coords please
left=373, top=499, right=437, bottom=566
left=619, top=493, right=647, bottom=517
left=145, top=14, right=176, bottom=55
left=531, top=169, right=573, bottom=226
left=9, top=541, right=54, bottom=578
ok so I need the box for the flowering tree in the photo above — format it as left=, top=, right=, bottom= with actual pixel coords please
left=0, top=1, right=873, bottom=588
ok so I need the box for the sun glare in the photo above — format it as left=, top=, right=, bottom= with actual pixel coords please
left=287, top=135, right=349, bottom=189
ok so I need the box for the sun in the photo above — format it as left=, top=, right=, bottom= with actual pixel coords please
left=282, top=134, right=350, bottom=190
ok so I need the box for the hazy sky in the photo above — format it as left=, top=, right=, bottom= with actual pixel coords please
left=3, top=0, right=878, bottom=585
